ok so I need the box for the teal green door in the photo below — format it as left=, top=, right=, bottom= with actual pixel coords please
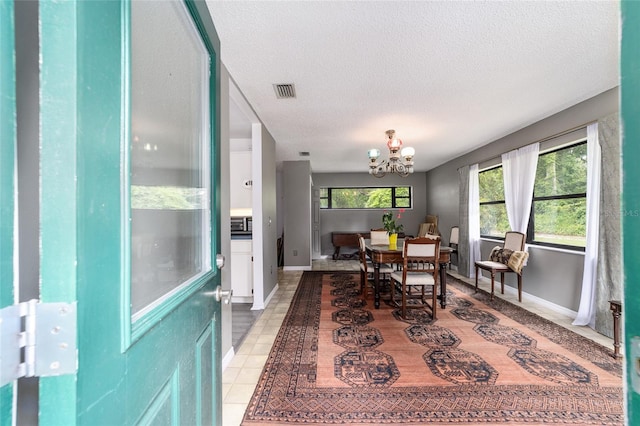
left=36, top=0, right=224, bottom=424
left=623, top=1, right=640, bottom=423
left=0, top=0, right=17, bottom=423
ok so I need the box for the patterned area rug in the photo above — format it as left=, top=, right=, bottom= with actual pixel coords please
left=242, top=272, right=623, bottom=425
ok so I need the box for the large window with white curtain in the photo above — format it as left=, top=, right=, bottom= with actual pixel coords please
left=479, top=140, right=587, bottom=250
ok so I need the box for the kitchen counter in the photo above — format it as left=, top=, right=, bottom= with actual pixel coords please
left=231, top=233, right=252, bottom=240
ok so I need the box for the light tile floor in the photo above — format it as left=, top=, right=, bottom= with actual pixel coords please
left=221, top=259, right=615, bottom=426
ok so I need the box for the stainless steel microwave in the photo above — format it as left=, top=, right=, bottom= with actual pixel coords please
left=231, top=216, right=252, bottom=234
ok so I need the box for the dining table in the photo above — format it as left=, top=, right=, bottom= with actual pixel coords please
left=365, top=239, right=452, bottom=310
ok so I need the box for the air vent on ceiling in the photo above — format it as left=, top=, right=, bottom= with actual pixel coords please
left=299, top=151, right=310, bottom=157
left=273, top=84, right=296, bottom=99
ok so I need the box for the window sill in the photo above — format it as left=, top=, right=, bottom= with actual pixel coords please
left=479, top=237, right=585, bottom=255
left=526, top=244, right=585, bottom=255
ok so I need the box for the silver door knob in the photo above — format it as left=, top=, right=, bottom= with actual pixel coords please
left=216, top=254, right=225, bottom=269
left=214, top=286, right=233, bottom=304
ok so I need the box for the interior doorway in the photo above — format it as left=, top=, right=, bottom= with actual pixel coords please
left=228, top=80, right=264, bottom=351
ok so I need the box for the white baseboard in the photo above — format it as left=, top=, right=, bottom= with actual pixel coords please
left=519, top=288, right=578, bottom=318
left=222, top=346, right=235, bottom=372
left=232, top=296, right=253, bottom=304
left=475, top=275, right=577, bottom=319
left=261, top=283, right=279, bottom=309
left=283, top=265, right=312, bottom=271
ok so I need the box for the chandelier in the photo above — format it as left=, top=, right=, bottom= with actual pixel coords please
left=367, top=130, right=415, bottom=178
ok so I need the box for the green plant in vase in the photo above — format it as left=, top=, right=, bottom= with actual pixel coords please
left=382, top=210, right=404, bottom=249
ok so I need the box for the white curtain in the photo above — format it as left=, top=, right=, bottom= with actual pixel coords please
left=573, top=123, right=601, bottom=327
left=502, top=143, right=539, bottom=233
left=468, top=164, right=481, bottom=278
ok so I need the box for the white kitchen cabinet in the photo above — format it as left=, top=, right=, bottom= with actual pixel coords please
left=231, top=239, right=253, bottom=302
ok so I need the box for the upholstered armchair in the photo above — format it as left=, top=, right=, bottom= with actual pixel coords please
left=474, top=231, right=528, bottom=302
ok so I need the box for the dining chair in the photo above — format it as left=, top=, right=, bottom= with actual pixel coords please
left=449, top=226, right=459, bottom=269
left=390, top=236, right=441, bottom=319
left=424, top=214, right=439, bottom=235
left=474, top=231, right=527, bottom=301
left=358, top=236, right=394, bottom=298
left=417, top=222, right=436, bottom=237
left=369, top=229, right=389, bottom=245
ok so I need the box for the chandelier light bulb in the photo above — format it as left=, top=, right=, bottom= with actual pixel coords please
left=401, top=146, right=415, bottom=158
left=386, top=129, right=402, bottom=151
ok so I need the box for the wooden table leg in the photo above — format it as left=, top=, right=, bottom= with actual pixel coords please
left=332, top=246, right=340, bottom=260
left=439, top=262, right=447, bottom=308
left=373, top=263, right=381, bottom=309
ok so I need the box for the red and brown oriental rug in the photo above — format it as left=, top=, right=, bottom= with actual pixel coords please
left=242, top=271, right=623, bottom=425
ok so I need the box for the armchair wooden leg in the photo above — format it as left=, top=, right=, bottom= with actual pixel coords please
left=490, top=271, right=495, bottom=300
left=517, top=274, right=522, bottom=302
left=475, top=265, right=479, bottom=293
left=360, top=269, right=366, bottom=297
left=500, top=272, right=505, bottom=294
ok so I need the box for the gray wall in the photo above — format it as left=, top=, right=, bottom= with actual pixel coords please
left=257, top=126, right=278, bottom=300
left=283, top=161, right=312, bottom=267
left=311, top=172, right=428, bottom=257
left=425, top=88, right=619, bottom=312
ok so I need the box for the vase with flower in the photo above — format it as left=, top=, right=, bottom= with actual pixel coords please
left=382, top=210, right=404, bottom=250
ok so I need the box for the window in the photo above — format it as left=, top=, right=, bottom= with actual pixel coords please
left=478, top=141, right=587, bottom=250
left=319, top=186, right=412, bottom=209
left=479, top=166, right=510, bottom=238
left=530, top=142, right=587, bottom=249
left=130, top=0, right=211, bottom=320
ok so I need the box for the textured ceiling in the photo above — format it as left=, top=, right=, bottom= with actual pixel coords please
left=208, top=1, right=619, bottom=173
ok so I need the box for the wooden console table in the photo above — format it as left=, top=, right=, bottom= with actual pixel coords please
left=331, top=232, right=370, bottom=260
left=609, top=300, right=622, bottom=359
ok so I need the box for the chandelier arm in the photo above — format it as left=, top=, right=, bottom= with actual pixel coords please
left=395, top=162, right=410, bottom=177
left=370, top=160, right=388, bottom=178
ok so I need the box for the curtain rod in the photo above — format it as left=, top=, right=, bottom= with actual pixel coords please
left=457, top=120, right=596, bottom=171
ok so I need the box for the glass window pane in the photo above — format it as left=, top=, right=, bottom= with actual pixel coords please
left=480, top=203, right=510, bottom=237
left=395, top=198, right=411, bottom=208
left=130, top=0, right=211, bottom=318
left=396, top=187, right=410, bottom=197
left=535, top=143, right=587, bottom=197
left=330, top=188, right=392, bottom=209
left=533, top=198, right=586, bottom=247
left=479, top=167, right=505, bottom=202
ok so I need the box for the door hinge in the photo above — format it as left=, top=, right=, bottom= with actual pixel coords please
left=0, top=300, right=77, bottom=386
